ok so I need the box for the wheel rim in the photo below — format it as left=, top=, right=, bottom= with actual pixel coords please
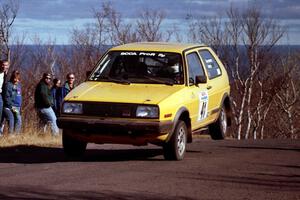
left=220, top=108, right=227, bottom=135
left=177, top=126, right=186, bottom=157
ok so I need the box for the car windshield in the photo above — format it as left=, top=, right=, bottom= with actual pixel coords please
left=89, top=51, right=184, bottom=85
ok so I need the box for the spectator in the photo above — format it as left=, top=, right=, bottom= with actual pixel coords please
left=0, top=60, right=10, bottom=136
left=50, top=78, right=61, bottom=115
left=34, top=73, right=59, bottom=136
left=57, top=73, right=76, bottom=113
left=3, top=70, right=22, bottom=134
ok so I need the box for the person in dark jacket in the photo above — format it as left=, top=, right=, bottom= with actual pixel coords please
left=57, top=73, right=75, bottom=114
left=0, top=60, right=10, bottom=136
left=50, top=78, right=61, bottom=115
left=3, top=70, right=22, bottom=134
left=34, top=73, right=59, bottom=136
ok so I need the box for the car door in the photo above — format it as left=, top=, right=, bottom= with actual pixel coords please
left=185, top=50, right=210, bottom=130
left=198, top=48, right=224, bottom=121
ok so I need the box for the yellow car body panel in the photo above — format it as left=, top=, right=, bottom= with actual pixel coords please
left=65, top=81, right=185, bottom=105
left=110, top=42, right=205, bottom=53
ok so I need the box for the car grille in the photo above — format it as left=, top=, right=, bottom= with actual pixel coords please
left=83, top=102, right=137, bottom=118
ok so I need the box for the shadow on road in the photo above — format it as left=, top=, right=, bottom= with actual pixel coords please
left=0, top=186, right=194, bottom=200
left=180, top=172, right=300, bottom=192
left=222, top=145, right=300, bottom=152
left=0, top=145, right=163, bottom=164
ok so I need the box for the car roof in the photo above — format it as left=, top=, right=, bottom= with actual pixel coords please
left=110, top=42, right=207, bottom=53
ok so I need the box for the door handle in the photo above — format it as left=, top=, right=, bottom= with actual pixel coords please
left=207, top=86, right=212, bottom=90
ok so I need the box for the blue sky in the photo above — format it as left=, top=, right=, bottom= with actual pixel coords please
left=12, top=0, right=300, bottom=44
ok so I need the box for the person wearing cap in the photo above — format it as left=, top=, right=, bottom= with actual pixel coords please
left=34, top=73, right=59, bottom=136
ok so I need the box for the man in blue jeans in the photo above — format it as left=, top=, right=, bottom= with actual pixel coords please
left=34, top=73, right=59, bottom=136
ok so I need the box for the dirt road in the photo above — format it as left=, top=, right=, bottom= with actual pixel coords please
left=0, top=139, right=299, bottom=200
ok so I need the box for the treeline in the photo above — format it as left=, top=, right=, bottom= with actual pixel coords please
left=0, top=1, right=299, bottom=139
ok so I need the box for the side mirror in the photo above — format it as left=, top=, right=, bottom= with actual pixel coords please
left=189, top=77, right=195, bottom=86
left=86, top=70, right=92, bottom=79
left=195, top=75, right=207, bottom=84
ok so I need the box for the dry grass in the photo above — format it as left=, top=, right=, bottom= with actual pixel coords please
left=0, top=132, right=62, bottom=147
left=0, top=127, right=228, bottom=148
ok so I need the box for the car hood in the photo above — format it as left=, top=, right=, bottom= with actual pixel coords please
left=64, top=81, right=184, bottom=105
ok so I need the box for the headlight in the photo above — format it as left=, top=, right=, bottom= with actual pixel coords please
left=136, top=106, right=159, bottom=118
left=63, top=102, right=83, bottom=114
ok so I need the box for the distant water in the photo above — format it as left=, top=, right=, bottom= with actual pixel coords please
left=8, top=44, right=112, bottom=69
left=8, top=44, right=300, bottom=71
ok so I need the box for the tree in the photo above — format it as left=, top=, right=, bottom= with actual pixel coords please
left=136, top=9, right=167, bottom=42
left=188, top=5, right=285, bottom=139
left=0, top=0, right=19, bottom=60
left=97, top=2, right=138, bottom=45
left=273, top=53, right=299, bottom=139
left=69, top=24, right=102, bottom=81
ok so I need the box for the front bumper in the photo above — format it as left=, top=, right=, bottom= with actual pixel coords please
left=57, top=116, right=173, bottom=135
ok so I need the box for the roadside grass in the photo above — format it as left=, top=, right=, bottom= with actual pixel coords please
left=0, top=130, right=61, bottom=147
left=0, top=127, right=225, bottom=148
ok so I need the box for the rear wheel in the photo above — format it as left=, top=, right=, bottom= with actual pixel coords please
left=209, top=106, right=227, bottom=140
left=62, top=129, right=87, bottom=157
left=163, top=120, right=187, bottom=160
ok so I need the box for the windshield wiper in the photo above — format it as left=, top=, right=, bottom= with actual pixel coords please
left=143, top=75, right=174, bottom=86
left=100, top=76, right=131, bottom=85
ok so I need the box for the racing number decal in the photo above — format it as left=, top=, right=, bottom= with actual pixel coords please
left=197, top=90, right=209, bottom=121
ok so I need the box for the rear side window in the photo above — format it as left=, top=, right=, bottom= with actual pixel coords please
left=199, top=50, right=221, bottom=79
left=186, top=52, right=205, bottom=84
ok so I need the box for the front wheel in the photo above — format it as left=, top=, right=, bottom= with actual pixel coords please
left=163, top=120, right=187, bottom=160
left=209, top=106, right=227, bottom=140
left=62, top=130, right=87, bottom=157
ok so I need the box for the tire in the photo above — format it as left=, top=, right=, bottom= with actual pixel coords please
left=62, top=129, right=87, bottom=157
left=163, top=120, right=187, bottom=160
left=209, top=105, right=227, bottom=140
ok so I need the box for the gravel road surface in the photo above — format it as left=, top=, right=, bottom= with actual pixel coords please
left=0, top=139, right=299, bottom=200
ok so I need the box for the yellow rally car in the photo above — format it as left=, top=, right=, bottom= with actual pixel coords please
left=57, top=42, right=231, bottom=160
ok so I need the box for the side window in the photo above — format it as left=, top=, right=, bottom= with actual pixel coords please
left=199, top=50, right=222, bottom=79
left=186, top=52, right=205, bottom=84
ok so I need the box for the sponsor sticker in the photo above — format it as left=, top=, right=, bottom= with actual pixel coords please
left=198, top=90, right=209, bottom=121
left=120, top=52, right=165, bottom=57
left=121, top=52, right=137, bottom=56
left=205, top=58, right=213, bottom=63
